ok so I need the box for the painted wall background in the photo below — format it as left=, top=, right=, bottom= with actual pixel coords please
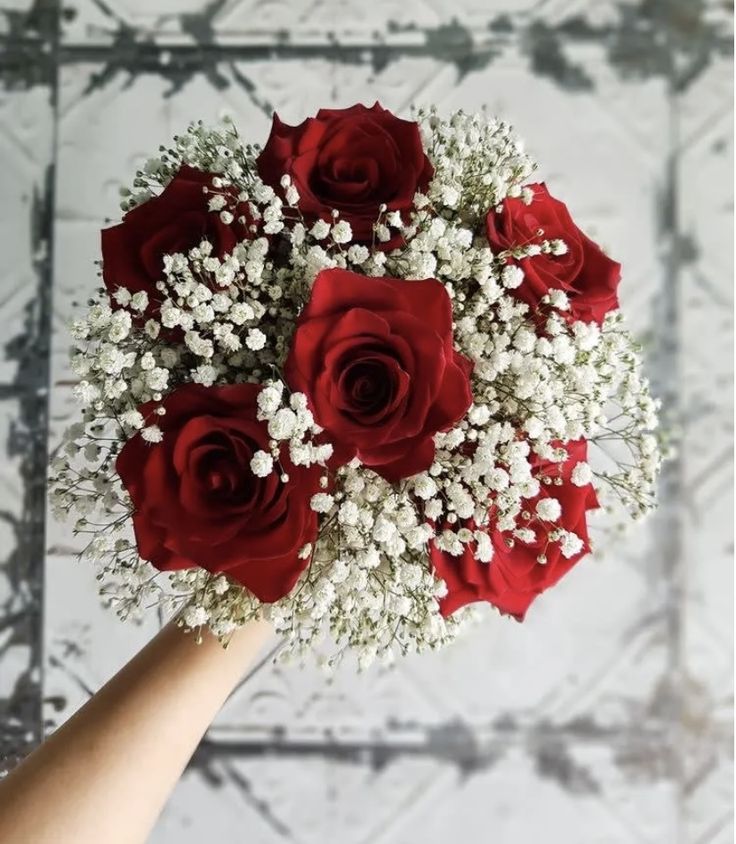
left=0, top=1, right=733, bottom=841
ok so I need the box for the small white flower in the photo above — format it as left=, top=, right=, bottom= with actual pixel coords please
left=524, top=416, right=544, bottom=439
left=548, top=289, right=570, bottom=310
left=413, top=475, right=438, bottom=500
left=246, top=328, right=267, bottom=351
left=331, top=220, right=352, bottom=244
left=267, top=408, right=297, bottom=440
left=310, top=493, right=335, bottom=513
left=72, top=381, right=100, bottom=406
left=211, top=293, right=231, bottom=313
left=374, top=223, right=391, bottom=242
left=182, top=606, right=209, bottom=627
left=560, top=531, right=584, bottom=558
left=486, top=467, right=510, bottom=491
left=263, top=219, right=284, bottom=235
left=373, top=514, right=398, bottom=544
left=212, top=575, right=230, bottom=595
left=535, top=498, right=562, bottom=521
left=108, top=311, right=132, bottom=342
left=289, top=442, right=310, bottom=466
left=192, top=303, right=215, bottom=324
left=573, top=321, right=600, bottom=351
left=438, top=529, right=463, bottom=556
left=289, top=392, right=308, bottom=412
left=513, top=327, right=536, bottom=353
left=112, top=288, right=132, bottom=307
left=146, top=367, right=169, bottom=392
left=192, top=364, right=218, bottom=386
left=253, top=182, right=275, bottom=204
left=413, top=191, right=429, bottom=209
left=139, top=352, right=155, bottom=371
left=99, top=347, right=134, bottom=375
left=250, top=450, right=274, bottom=477
left=257, top=384, right=283, bottom=417
left=215, top=263, right=236, bottom=287
left=441, top=185, right=460, bottom=207
left=310, top=219, right=330, bottom=240
left=475, top=531, right=494, bottom=562
left=160, top=303, right=183, bottom=329
left=337, top=501, right=359, bottom=526
left=468, top=404, right=491, bottom=426
left=313, top=443, right=333, bottom=464
left=121, top=410, right=144, bottom=430
left=185, top=332, right=214, bottom=359
left=347, top=244, right=369, bottom=264
left=289, top=222, right=306, bottom=247
left=502, top=264, right=524, bottom=289
left=129, top=291, right=149, bottom=312
left=229, top=302, right=255, bottom=325
left=551, top=335, right=575, bottom=365
left=571, top=462, right=593, bottom=487
left=141, top=425, right=163, bottom=443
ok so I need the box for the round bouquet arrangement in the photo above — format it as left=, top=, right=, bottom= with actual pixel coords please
left=51, top=103, right=664, bottom=668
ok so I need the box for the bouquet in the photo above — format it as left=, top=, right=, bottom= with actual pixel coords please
left=50, top=103, right=664, bottom=668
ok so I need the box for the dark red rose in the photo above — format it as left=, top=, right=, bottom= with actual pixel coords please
left=284, top=267, right=473, bottom=483
left=430, top=439, right=599, bottom=619
left=257, top=102, right=433, bottom=247
left=486, top=182, right=621, bottom=325
left=102, top=165, right=250, bottom=316
left=116, top=383, right=320, bottom=603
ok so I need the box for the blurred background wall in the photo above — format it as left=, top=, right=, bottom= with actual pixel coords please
left=0, top=1, right=733, bottom=841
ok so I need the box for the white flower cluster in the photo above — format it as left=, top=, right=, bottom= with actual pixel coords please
left=120, top=116, right=257, bottom=213
left=417, top=106, right=537, bottom=220
left=50, top=110, right=665, bottom=668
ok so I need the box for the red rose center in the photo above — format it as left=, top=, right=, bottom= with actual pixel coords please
left=184, top=428, right=276, bottom=514
left=312, top=122, right=400, bottom=204
left=336, top=350, right=409, bottom=425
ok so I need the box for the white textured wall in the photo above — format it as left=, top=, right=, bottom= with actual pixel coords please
left=0, top=1, right=732, bottom=841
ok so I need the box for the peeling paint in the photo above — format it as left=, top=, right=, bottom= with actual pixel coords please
left=19, top=0, right=726, bottom=96
left=0, top=172, right=55, bottom=772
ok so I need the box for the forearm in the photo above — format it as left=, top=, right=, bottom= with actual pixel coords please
left=0, top=617, right=272, bottom=844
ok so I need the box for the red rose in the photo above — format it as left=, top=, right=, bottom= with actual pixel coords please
left=256, top=102, right=433, bottom=247
left=430, top=439, right=599, bottom=619
left=101, top=165, right=249, bottom=315
left=284, top=268, right=473, bottom=482
left=486, top=182, right=621, bottom=325
left=116, top=383, right=320, bottom=603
